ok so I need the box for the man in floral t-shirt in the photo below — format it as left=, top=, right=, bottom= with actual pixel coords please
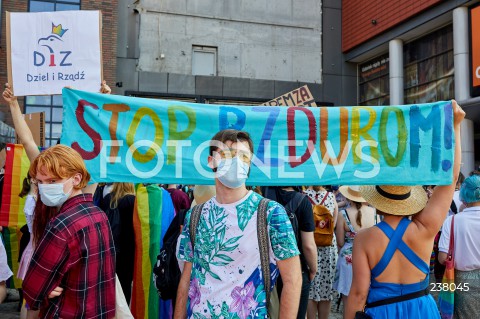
left=174, top=129, right=302, bottom=319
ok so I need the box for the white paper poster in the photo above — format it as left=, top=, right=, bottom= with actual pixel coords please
left=8, top=11, right=102, bottom=96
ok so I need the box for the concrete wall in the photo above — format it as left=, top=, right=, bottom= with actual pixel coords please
left=117, top=0, right=140, bottom=94
left=322, top=0, right=356, bottom=106
left=116, top=0, right=357, bottom=107
left=135, top=0, right=322, bottom=83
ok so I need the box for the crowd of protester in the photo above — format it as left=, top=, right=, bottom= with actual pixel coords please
left=0, top=83, right=479, bottom=319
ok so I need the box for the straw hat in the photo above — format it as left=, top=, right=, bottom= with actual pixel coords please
left=191, top=185, right=216, bottom=207
left=339, top=185, right=366, bottom=203
left=359, top=185, right=427, bottom=216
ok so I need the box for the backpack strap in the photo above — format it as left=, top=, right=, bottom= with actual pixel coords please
left=189, top=203, right=206, bottom=249
left=319, top=191, right=329, bottom=206
left=341, top=209, right=355, bottom=233
left=448, top=216, right=455, bottom=261
left=284, top=192, right=304, bottom=216
left=257, top=198, right=272, bottom=310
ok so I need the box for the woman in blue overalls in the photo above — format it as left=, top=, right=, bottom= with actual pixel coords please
left=344, top=100, right=464, bottom=319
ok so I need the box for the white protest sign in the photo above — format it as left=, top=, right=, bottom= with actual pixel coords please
left=7, top=11, right=102, bottom=96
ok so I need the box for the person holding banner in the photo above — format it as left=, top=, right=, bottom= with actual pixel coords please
left=3, top=80, right=110, bottom=195
left=2, top=81, right=111, bottom=161
left=3, top=83, right=41, bottom=161
left=345, top=101, right=464, bottom=319
left=3, top=84, right=41, bottom=316
left=22, top=145, right=116, bottom=319
left=175, top=129, right=302, bottom=319
left=2, top=81, right=112, bottom=317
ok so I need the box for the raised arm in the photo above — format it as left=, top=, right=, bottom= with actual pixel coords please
left=2, top=84, right=40, bottom=162
left=414, top=100, right=465, bottom=237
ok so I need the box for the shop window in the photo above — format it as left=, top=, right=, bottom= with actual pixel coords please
left=30, top=0, right=80, bottom=12
left=358, top=54, right=390, bottom=106
left=404, top=25, right=454, bottom=104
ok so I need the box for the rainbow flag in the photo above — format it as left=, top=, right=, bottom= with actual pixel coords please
left=0, top=144, right=30, bottom=289
left=0, top=144, right=29, bottom=227
left=131, top=184, right=175, bottom=319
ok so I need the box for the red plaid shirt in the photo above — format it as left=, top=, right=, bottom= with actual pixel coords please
left=23, top=194, right=116, bottom=319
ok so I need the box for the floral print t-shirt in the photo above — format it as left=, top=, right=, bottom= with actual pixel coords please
left=177, top=191, right=300, bottom=319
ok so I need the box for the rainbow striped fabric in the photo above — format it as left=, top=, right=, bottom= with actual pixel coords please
left=0, top=144, right=29, bottom=227
left=131, top=184, right=175, bottom=319
left=0, top=144, right=30, bottom=289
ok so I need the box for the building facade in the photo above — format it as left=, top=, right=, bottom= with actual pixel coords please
left=0, top=0, right=118, bottom=146
left=343, top=0, right=480, bottom=175
left=116, top=0, right=355, bottom=107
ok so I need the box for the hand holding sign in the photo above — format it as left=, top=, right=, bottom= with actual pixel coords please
left=452, top=100, right=465, bottom=126
left=3, top=84, right=43, bottom=158
left=2, top=83, right=17, bottom=103
left=100, top=80, right=111, bottom=94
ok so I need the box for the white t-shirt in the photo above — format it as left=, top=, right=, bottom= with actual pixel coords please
left=24, top=194, right=36, bottom=233
left=177, top=191, right=299, bottom=319
left=0, top=234, right=13, bottom=281
left=439, top=207, right=480, bottom=271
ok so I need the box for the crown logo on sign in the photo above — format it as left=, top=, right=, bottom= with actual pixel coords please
left=52, top=23, right=68, bottom=37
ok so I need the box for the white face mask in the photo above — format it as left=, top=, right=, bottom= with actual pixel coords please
left=217, top=157, right=249, bottom=189
left=38, top=178, right=73, bottom=207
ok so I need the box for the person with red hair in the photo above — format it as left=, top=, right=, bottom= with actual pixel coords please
left=23, top=145, right=116, bottom=319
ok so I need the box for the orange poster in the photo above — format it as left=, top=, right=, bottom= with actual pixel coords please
left=471, top=5, right=480, bottom=88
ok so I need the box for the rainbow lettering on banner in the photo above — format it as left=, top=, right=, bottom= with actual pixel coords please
left=61, top=89, right=455, bottom=186
left=132, top=184, right=175, bottom=319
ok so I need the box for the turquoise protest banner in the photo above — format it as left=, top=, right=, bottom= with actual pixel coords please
left=60, top=89, right=455, bottom=186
